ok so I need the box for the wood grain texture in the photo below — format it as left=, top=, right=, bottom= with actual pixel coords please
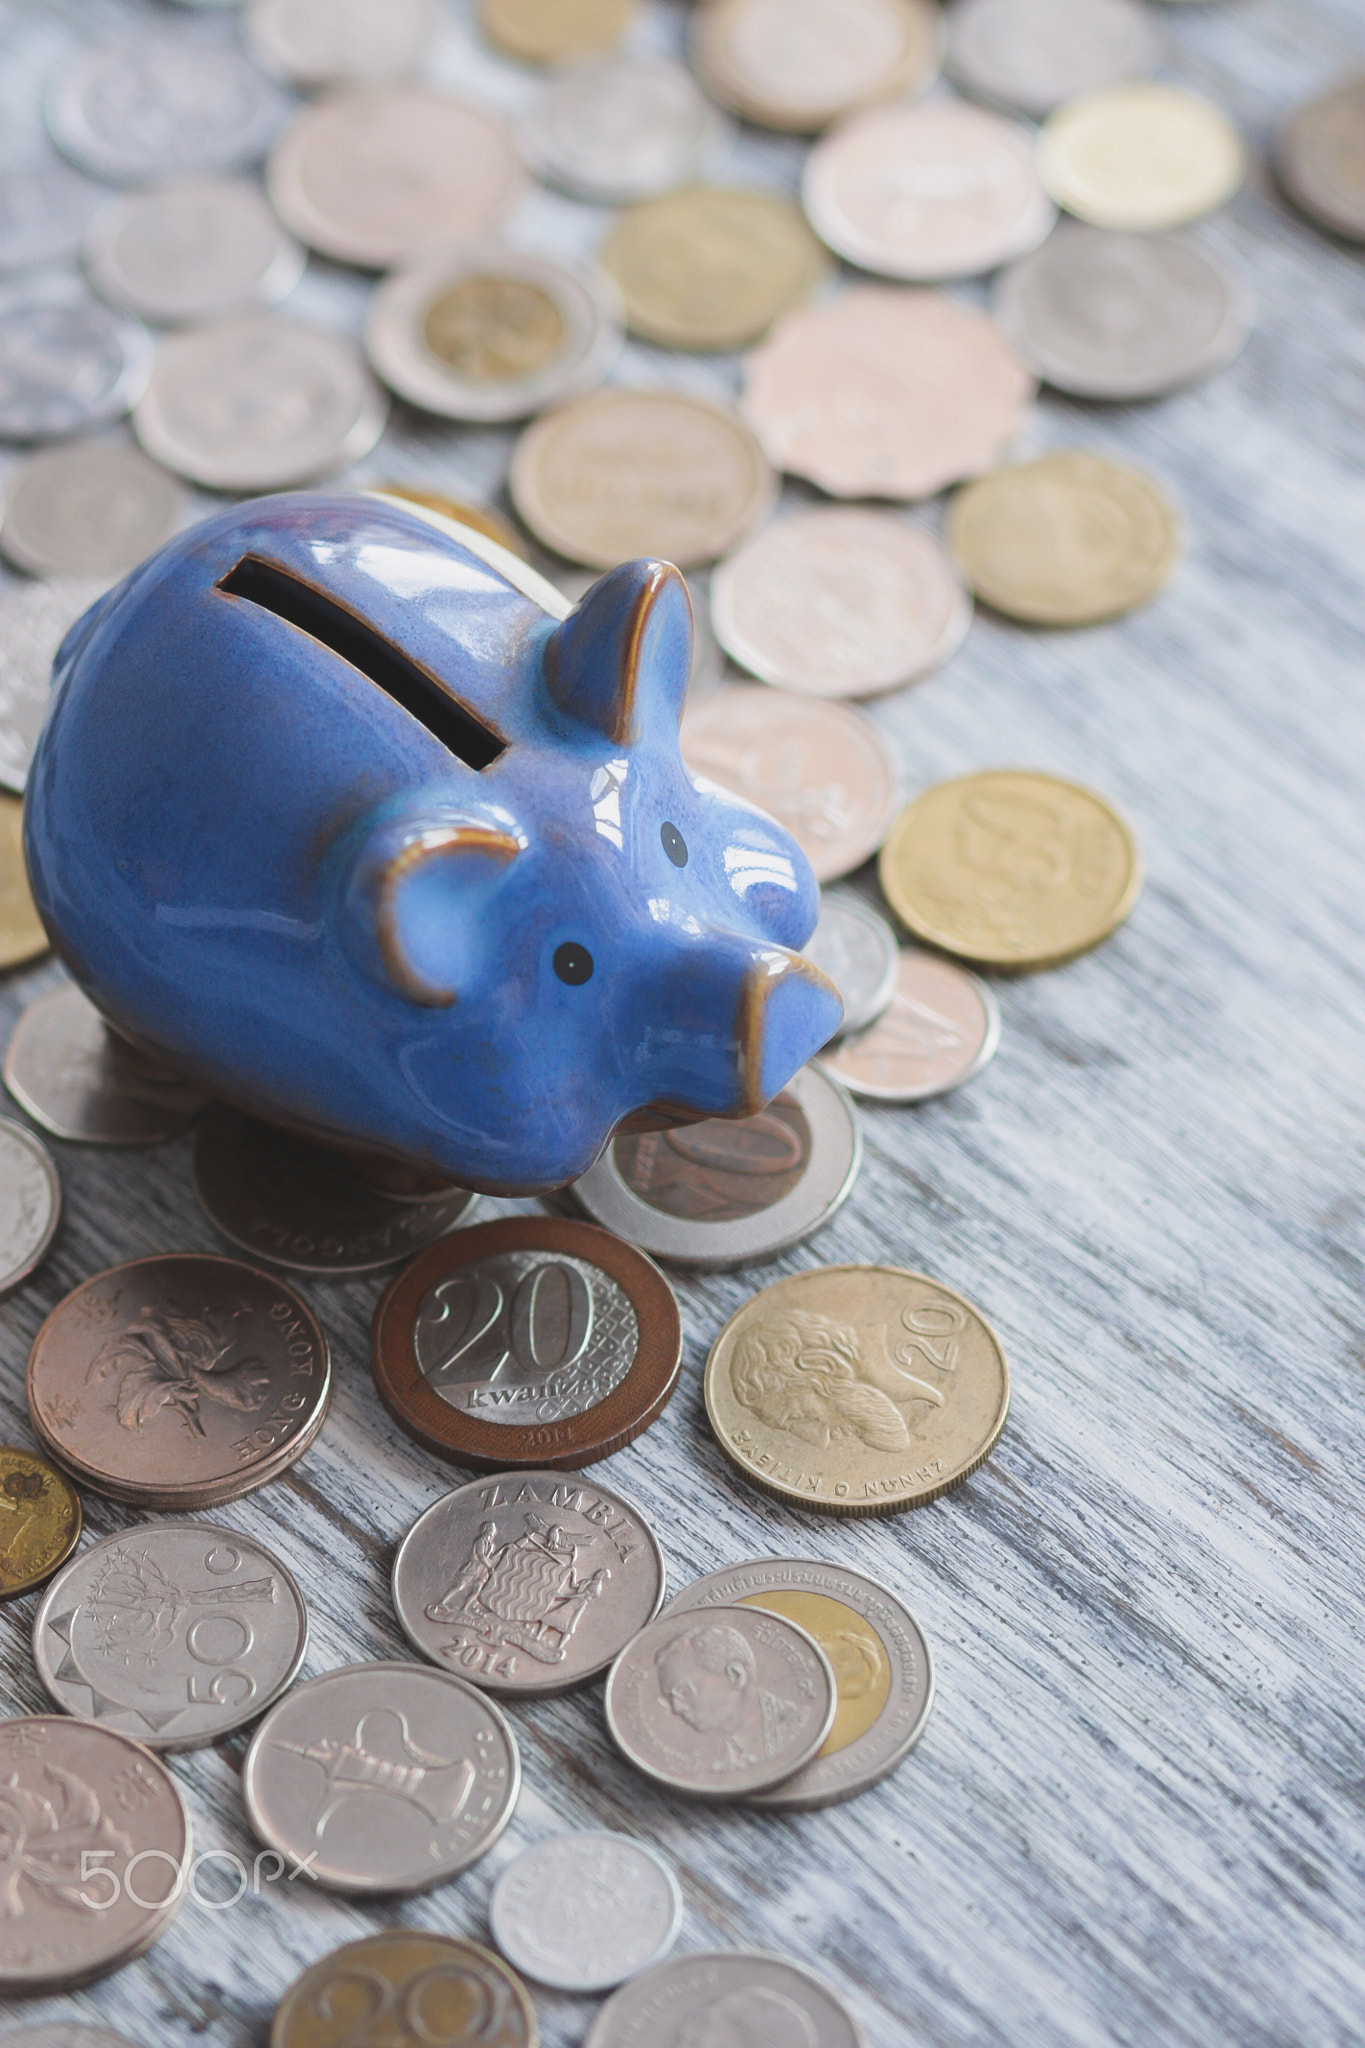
left=3, top=1, right=1365, bottom=2043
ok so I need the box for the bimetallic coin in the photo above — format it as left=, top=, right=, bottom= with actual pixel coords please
left=666, top=1557, right=934, bottom=1810
left=0, top=797, right=49, bottom=969
left=0, top=578, right=110, bottom=794
left=27, top=1254, right=331, bottom=1510
left=372, top=1218, right=683, bottom=1470
left=1277, top=76, right=1365, bottom=243
left=392, top=1469, right=665, bottom=1695
left=0, top=155, right=106, bottom=273
left=0, top=1448, right=80, bottom=1599
left=35, top=1522, right=308, bottom=1750
left=271, top=1933, right=537, bottom=2048
left=525, top=56, right=727, bottom=204
left=244, top=1661, right=520, bottom=1894
left=0, top=1121, right=60, bottom=1299
left=246, top=0, right=438, bottom=87
left=4, top=982, right=207, bottom=1144
left=690, top=0, right=940, bottom=133
left=946, top=0, right=1161, bottom=120
left=804, top=892, right=899, bottom=1037
left=818, top=950, right=1001, bottom=1101
left=1, top=442, right=182, bottom=579
left=83, top=177, right=305, bottom=326
left=570, top=1065, right=860, bottom=1271
left=0, top=277, right=153, bottom=441
left=600, top=187, right=830, bottom=352
left=491, top=1833, right=682, bottom=1992
left=46, top=36, right=291, bottom=184
left=1038, top=83, right=1246, bottom=232
left=483, top=0, right=635, bottom=63
left=376, top=483, right=528, bottom=559
left=604, top=1604, right=836, bottom=1798
left=0, top=1716, right=190, bottom=1994
left=705, top=1264, right=1010, bottom=1515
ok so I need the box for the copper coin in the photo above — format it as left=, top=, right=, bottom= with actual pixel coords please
left=372, top=1217, right=682, bottom=1471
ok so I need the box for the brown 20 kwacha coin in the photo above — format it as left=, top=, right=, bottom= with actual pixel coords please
left=372, top=1216, right=682, bottom=1470
left=0, top=1446, right=81, bottom=1599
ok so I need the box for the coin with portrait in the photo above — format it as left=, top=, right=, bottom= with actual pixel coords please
left=0, top=1446, right=80, bottom=1599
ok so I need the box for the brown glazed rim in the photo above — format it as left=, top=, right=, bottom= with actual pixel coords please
left=372, top=1216, right=683, bottom=1472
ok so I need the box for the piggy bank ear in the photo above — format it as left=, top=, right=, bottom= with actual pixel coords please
left=544, top=559, right=692, bottom=745
left=344, top=815, right=523, bottom=1007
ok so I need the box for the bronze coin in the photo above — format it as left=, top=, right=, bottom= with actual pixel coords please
left=372, top=1216, right=682, bottom=1471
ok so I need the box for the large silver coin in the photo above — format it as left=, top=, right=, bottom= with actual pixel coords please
left=0, top=154, right=106, bottom=272
left=392, top=1470, right=665, bottom=1697
left=1277, top=76, right=1365, bottom=243
left=0, top=1716, right=190, bottom=1995
left=83, top=177, right=305, bottom=326
left=4, top=983, right=208, bottom=1145
left=804, top=891, right=899, bottom=1038
left=0, top=277, right=153, bottom=440
left=524, top=55, right=728, bottom=204
left=0, top=579, right=110, bottom=795
left=246, top=0, right=437, bottom=88
left=46, top=36, right=291, bottom=184
left=0, top=1118, right=60, bottom=1297
left=603, top=1603, right=836, bottom=1799
left=1, top=442, right=183, bottom=579
left=568, top=1064, right=860, bottom=1272
left=35, top=1522, right=308, bottom=1752
left=490, top=1832, right=682, bottom=1992
left=585, top=1951, right=867, bottom=2048
left=993, top=223, right=1252, bottom=400
left=243, top=1660, right=520, bottom=1893
left=664, top=1557, right=934, bottom=1810
left=946, top=0, right=1160, bottom=119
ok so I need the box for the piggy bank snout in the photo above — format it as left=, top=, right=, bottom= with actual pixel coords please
left=740, top=949, right=844, bottom=1111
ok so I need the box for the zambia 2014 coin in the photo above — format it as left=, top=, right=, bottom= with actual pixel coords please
left=271, top=1932, right=537, bottom=2048
left=0, top=1121, right=61, bottom=1300
left=0, top=1447, right=81, bottom=1599
left=817, top=949, right=1001, bottom=1102
left=804, top=892, right=899, bottom=1037
left=4, top=982, right=207, bottom=1144
left=490, top=1832, right=682, bottom=1992
left=585, top=1950, right=867, bottom=2048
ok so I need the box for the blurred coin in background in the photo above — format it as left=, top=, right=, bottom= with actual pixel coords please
left=818, top=949, right=1001, bottom=1102
left=804, top=890, right=900, bottom=1036
left=483, top=0, right=636, bottom=64
left=946, top=0, right=1161, bottom=119
left=0, top=275, right=153, bottom=440
left=0, top=153, right=106, bottom=272
left=4, top=981, right=208, bottom=1144
left=1276, top=75, right=1365, bottom=243
left=247, top=0, right=437, bottom=88
left=0, top=578, right=111, bottom=793
left=524, top=55, right=727, bottom=204
left=691, top=0, right=939, bottom=133
left=1, top=440, right=183, bottom=577
left=1038, top=82, right=1246, bottom=231
left=0, top=1129, right=62, bottom=1304
left=83, top=177, right=305, bottom=325
left=601, top=186, right=830, bottom=350
left=0, top=795, right=49, bottom=968
left=46, top=35, right=292, bottom=183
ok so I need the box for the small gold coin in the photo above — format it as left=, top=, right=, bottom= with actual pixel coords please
left=0, top=1447, right=81, bottom=1600
left=0, top=794, right=49, bottom=969
left=879, top=768, right=1142, bottom=971
left=704, top=1264, right=1009, bottom=1516
left=375, top=482, right=529, bottom=559
left=481, top=0, right=633, bottom=64
left=600, top=186, right=830, bottom=351
left=422, top=275, right=566, bottom=382
left=1038, top=82, right=1246, bottom=231
left=737, top=1590, right=890, bottom=1752
left=947, top=449, right=1181, bottom=626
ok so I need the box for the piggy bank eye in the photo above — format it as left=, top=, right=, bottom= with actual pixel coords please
left=554, top=942, right=594, bottom=985
left=660, top=821, right=688, bottom=867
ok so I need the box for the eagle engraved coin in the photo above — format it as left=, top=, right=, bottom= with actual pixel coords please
left=0, top=578, right=110, bottom=793
left=0, top=276, right=153, bottom=440
left=1, top=441, right=183, bottom=580
left=5, top=982, right=208, bottom=1144
left=804, top=893, right=899, bottom=1037
left=704, top=1264, right=1010, bottom=1515
left=1038, top=83, right=1246, bottom=231
left=946, top=0, right=1160, bottom=119
left=0, top=798, right=49, bottom=970
left=818, top=949, right=1001, bottom=1101
left=525, top=55, right=726, bottom=204
left=585, top=1950, right=867, bottom=2047
left=46, top=36, right=290, bottom=183
left=491, top=1832, right=682, bottom=1992
left=600, top=187, right=829, bottom=351
left=0, top=1122, right=61, bottom=1300
left=604, top=1603, right=836, bottom=1798
left=0, top=1716, right=190, bottom=1994
left=690, top=0, right=940, bottom=133
left=1277, top=76, right=1365, bottom=242
left=82, top=176, right=305, bottom=325
left=35, top=1522, right=308, bottom=1751
left=0, top=1448, right=80, bottom=1599
left=373, top=1218, right=683, bottom=1470
left=243, top=1661, right=520, bottom=1894
left=271, top=1932, right=537, bottom=2048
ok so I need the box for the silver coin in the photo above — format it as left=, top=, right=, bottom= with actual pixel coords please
left=946, top=0, right=1161, bottom=119
left=366, top=246, right=623, bottom=424
left=392, top=1469, right=665, bottom=1697
left=805, top=891, right=899, bottom=1037
left=0, top=577, right=111, bottom=794
left=0, top=1118, right=60, bottom=1297
left=246, top=0, right=438, bottom=87
left=132, top=314, right=388, bottom=490
left=490, top=1831, right=683, bottom=1992
left=0, top=154, right=106, bottom=273
left=0, top=2028, right=145, bottom=2048
left=524, top=56, right=729, bottom=205
left=604, top=1603, right=836, bottom=1799
left=34, top=1522, right=308, bottom=1752
left=242, top=1659, right=520, bottom=1893
left=5, top=982, right=208, bottom=1144
left=0, top=277, right=153, bottom=442
left=1, top=441, right=183, bottom=579
left=664, top=1557, right=934, bottom=1811
left=83, top=176, right=305, bottom=326
left=0, top=1716, right=190, bottom=1995
left=993, top=223, right=1252, bottom=400
left=1277, top=75, right=1365, bottom=244
left=585, top=1950, right=867, bottom=2048
left=569, top=1064, right=860, bottom=1272
left=46, top=36, right=292, bottom=185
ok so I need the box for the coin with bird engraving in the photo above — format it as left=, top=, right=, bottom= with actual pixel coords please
left=491, top=1832, right=682, bottom=1991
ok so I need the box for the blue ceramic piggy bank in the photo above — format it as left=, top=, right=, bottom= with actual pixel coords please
left=23, top=491, right=841, bottom=1193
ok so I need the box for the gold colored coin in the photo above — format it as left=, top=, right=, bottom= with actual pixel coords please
left=738, top=1589, right=891, bottom=1753
left=879, top=769, right=1142, bottom=971
left=422, top=275, right=566, bottom=382
left=375, top=482, right=529, bottom=559
left=1038, top=82, right=1246, bottom=232
left=481, top=0, right=634, bottom=65
left=0, top=1447, right=81, bottom=1600
left=0, top=794, right=49, bottom=969
left=947, top=450, right=1181, bottom=626
left=600, top=186, right=830, bottom=351
left=704, top=1264, right=1009, bottom=1516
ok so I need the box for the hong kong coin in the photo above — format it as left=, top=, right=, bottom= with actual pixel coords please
left=0, top=1716, right=190, bottom=1994
left=803, top=101, right=1055, bottom=280
left=266, top=88, right=522, bottom=269
left=512, top=390, right=776, bottom=570
left=604, top=1604, right=836, bottom=1798
left=133, top=316, right=388, bottom=490
left=1038, top=83, right=1246, bottom=232
left=246, top=0, right=438, bottom=88
left=4, top=982, right=207, bottom=1144
left=244, top=1661, right=519, bottom=1894
left=46, top=36, right=291, bottom=184
left=366, top=248, right=623, bottom=423
left=83, top=177, right=305, bottom=326
left=879, top=769, right=1142, bottom=970
left=0, top=797, right=49, bottom=969
left=681, top=686, right=898, bottom=883
left=0, top=276, right=153, bottom=441
left=491, top=1832, right=682, bottom=1992
left=946, top=0, right=1160, bottom=119
left=570, top=1065, right=860, bottom=1271
left=711, top=508, right=970, bottom=698
left=393, top=1469, right=665, bottom=1695
left=1, top=442, right=182, bottom=580
left=587, top=1952, right=865, bottom=2047
left=524, top=56, right=727, bottom=204
left=819, top=949, right=1001, bottom=1101
left=372, top=1218, right=683, bottom=1470
left=804, top=892, right=899, bottom=1037
left=948, top=451, right=1181, bottom=625
left=705, top=1264, right=1010, bottom=1515
left=665, top=1557, right=933, bottom=1810
left=483, top=0, right=635, bottom=64
left=0, top=1447, right=80, bottom=1599
left=376, top=483, right=529, bottom=559
left=600, top=187, right=830, bottom=351
left=0, top=578, right=110, bottom=794
left=0, top=154, right=106, bottom=272
left=690, top=0, right=940, bottom=133
left=35, top=1523, right=308, bottom=1750
left=27, top=1254, right=332, bottom=1509
left=743, top=288, right=1034, bottom=500
left=272, top=1933, right=537, bottom=2048
left=0, top=1121, right=60, bottom=1299
left=1277, top=76, right=1365, bottom=242
left=993, top=225, right=1252, bottom=399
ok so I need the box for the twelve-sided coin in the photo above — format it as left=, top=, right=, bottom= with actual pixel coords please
left=491, top=1832, right=683, bottom=1992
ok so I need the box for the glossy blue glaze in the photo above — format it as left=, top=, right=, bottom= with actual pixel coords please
left=23, top=490, right=841, bottom=1193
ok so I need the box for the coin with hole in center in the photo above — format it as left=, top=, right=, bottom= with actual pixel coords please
left=491, top=1832, right=682, bottom=1992
left=5, top=982, right=207, bottom=1144
left=817, top=949, right=1001, bottom=1101
left=0, top=1447, right=80, bottom=1599
left=271, top=1932, right=537, bottom=2048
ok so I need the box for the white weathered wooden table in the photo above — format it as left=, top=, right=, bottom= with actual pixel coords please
left=3, top=1, right=1365, bottom=2042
